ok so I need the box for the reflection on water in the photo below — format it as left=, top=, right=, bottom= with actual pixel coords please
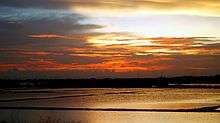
left=0, top=110, right=219, bottom=123
left=0, top=88, right=219, bottom=123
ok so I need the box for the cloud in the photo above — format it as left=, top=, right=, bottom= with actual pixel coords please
left=0, top=7, right=103, bottom=47
left=0, top=0, right=72, bottom=9
left=0, top=57, right=171, bottom=73
left=1, top=0, right=220, bottom=16
left=0, top=1, right=220, bottom=78
left=85, top=33, right=220, bottom=55
left=70, top=0, right=220, bottom=17
left=1, top=30, right=220, bottom=78
left=28, top=34, right=68, bottom=39
left=150, top=37, right=196, bottom=46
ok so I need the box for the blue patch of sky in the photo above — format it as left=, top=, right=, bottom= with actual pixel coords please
left=0, top=7, right=82, bottom=22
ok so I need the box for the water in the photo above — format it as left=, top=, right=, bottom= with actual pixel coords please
left=0, top=88, right=219, bottom=123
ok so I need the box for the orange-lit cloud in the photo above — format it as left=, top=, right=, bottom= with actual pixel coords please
left=29, top=34, right=67, bottom=39
left=28, top=33, right=102, bottom=41
left=0, top=58, right=171, bottom=73
left=20, top=51, right=50, bottom=56
left=2, top=33, right=219, bottom=75
left=71, top=0, right=220, bottom=17
left=85, top=33, right=220, bottom=56
left=151, top=37, right=195, bottom=46
left=28, top=34, right=73, bottom=40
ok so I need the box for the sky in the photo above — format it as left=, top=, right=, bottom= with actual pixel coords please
left=0, top=0, right=220, bottom=79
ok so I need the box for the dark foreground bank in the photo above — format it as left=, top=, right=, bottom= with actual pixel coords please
left=0, top=75, right=220, bottom=88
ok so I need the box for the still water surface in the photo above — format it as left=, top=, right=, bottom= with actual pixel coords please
left=0, top=88, right=219, bottom=123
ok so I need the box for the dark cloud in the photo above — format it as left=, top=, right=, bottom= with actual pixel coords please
left=0, top=0, right=72, bottom=9
left=0, top=7, right=103, bottom=47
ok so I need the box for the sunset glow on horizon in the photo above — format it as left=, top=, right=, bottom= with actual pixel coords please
left=0, top=0, right=220, bottom=79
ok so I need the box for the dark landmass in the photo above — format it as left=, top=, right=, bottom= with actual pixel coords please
left=0, top=105, right=219, bottom=112
left=0, top=75, right=220, bottom=88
